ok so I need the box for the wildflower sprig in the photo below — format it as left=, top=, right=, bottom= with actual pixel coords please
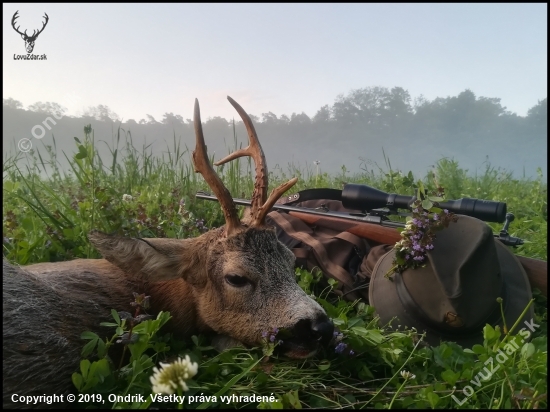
left=261, top=327, right=284, bottom=357
left=333, top=331, right=354, bottom=355
left=385, top=181, right=458, bottom=279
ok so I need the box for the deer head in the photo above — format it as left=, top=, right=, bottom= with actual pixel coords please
left=87, top=97, right=333, bottom=358
left=191, top=96, right=334, bottom=355
left=11, top=11, right=49, bottom=54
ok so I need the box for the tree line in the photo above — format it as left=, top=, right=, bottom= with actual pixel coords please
left=3, top=87, right=547, bottom=179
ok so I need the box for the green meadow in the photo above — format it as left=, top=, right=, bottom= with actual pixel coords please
left=3, top=126, right=547, bottom=409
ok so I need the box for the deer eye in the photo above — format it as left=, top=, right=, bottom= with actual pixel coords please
left=225, top=274, right=250, bottom=288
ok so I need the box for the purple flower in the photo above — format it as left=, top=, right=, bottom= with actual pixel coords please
left=413, top=208, right=419, bottom=213
left=349, top=350, right=355, bottom=356
left=426, top=244, right=434, bottom=250
left=433, top=213, right=439, bottom=221
left=333, top=331, right=340, bottom=337
left=261, top=331, right=268, bottom=338
left=335, top=342, right=347, bottom=354
left=272, top=327, right=279, bottom=334
left=405, top=254, right=410, bottom=260
left=444, top=209, right=449, bottom=214
left=270, top=335, right=276, bottom=342
left=413, top=243, right=421, bottom=251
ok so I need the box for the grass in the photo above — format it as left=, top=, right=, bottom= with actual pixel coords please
left=3, top=125, right=547, bottom=409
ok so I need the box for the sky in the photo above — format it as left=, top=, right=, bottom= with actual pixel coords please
left=3, top=3, right=547, bottom=122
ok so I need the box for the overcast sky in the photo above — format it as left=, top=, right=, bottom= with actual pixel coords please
left=3, top=3, right=547, bottom=122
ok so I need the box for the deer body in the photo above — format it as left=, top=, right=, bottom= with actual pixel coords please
left=3, top=98, right=333, bottom=409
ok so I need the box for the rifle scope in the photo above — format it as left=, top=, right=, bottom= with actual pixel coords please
left=341, top=183, right=507, bottom=223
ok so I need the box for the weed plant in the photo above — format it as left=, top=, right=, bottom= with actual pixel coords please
left=3, top=126, right=547, bottom=409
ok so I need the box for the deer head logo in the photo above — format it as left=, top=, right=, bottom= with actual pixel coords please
left=11, top=11, right=49, bottom=54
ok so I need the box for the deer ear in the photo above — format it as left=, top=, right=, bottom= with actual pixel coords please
left=88, top=230, right=201, bottom=282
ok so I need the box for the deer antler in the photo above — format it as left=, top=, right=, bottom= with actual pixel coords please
left=215, top=97, right=268, bottom=223
left=11, top=11, right=49, bottom=40
left=192, top=99, right=241, bottom=236
left=31, top=13, right=49, bottom=40
left=11, top=11, right=26, bottom=37
left=215, top=96, right=297, bottom=227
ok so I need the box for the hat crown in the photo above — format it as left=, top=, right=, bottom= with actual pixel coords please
left=369, top=214, right=534, bottom=346
left=402, top=215, right=502, bottom=334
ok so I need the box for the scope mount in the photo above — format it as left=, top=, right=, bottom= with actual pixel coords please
left=496, top=213, right=524, bottom=247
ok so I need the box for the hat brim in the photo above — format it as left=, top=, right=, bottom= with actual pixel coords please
left=368, top=240, right=534, bottom=348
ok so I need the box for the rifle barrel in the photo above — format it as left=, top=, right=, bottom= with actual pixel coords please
left=196, top=192, right=404, bottom=229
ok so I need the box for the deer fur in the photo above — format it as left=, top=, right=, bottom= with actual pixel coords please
left=3, top=97, right=333, bottom=409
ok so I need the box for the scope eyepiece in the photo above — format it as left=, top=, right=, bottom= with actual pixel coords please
left=436, top=198, right=506, bottom=223
left=341, top=183, right=506, bottom=223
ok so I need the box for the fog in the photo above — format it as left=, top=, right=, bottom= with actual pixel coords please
left=3, top=87, right=546, bottom=181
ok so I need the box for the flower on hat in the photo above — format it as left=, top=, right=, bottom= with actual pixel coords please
left=384, top=180, right=458, bottom=279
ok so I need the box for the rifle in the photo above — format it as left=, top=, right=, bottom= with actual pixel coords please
left=196, top=184, right=547, bottom=297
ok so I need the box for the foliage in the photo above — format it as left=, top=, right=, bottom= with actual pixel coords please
left=384, top=179, right=459, bottom=278
left=2, top=127, right=547, bottom=409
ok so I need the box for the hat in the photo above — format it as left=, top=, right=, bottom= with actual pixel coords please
left=368, top=215, right=534, bottom=347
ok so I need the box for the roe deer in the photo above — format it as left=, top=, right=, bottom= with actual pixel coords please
left=3, top=97, right=334, bottom=408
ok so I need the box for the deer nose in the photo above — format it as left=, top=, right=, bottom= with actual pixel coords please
left=311, top=315, right=334, bottom=345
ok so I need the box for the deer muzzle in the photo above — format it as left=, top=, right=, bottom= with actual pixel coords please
left=277, top=314, right=334, bottom=359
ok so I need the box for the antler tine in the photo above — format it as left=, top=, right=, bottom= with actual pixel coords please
left=214, top=96, right=268, bottom=223
left=192, top=99, right=241, bottom=236
left=255, top=177, right=299, bottom=227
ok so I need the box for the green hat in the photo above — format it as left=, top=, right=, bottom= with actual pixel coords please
left=368, top=215, right=534, bottom=347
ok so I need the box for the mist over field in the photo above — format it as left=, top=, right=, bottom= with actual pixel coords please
left=3, top=88, right=547, bottom=180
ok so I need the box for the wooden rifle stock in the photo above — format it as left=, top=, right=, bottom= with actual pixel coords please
left=289, top=211, right=547, bottom=297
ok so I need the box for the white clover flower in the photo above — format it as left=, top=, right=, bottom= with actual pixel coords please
left=122, top=194, right=133, bottom=202
left=400, top=370, right=416, bottom=380
left=150, top=355, right=199, bottom=394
